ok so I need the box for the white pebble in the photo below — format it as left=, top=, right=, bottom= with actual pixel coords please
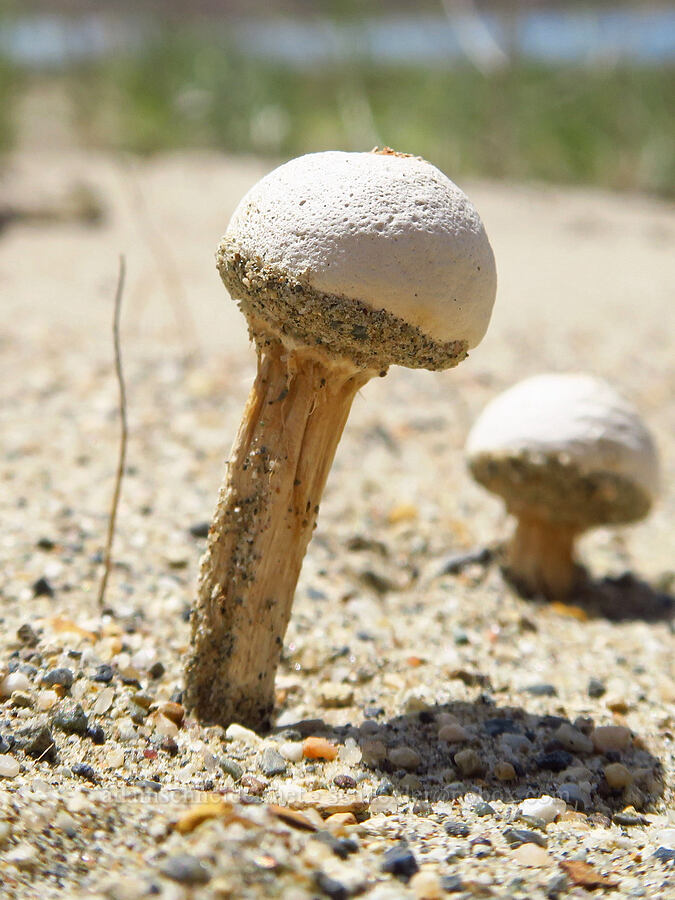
left=513, top=843, right=551, bottom=867
left=279, top=741, right=304, bottom=762
left=36, top=690, right=58, bottom=711
left=0, top=756, right=20, bottom=778
left=106, top=748, right=125, bottom=769
left=92, top=686, right=114, bottom=715
left=225, top=723, right=262, bottom=746
left=519, top=795, right=566, bottom=824
left=339, top=737, right=362, bottom=765
left=153, top=714, right=179, bottom=738
left=0, top=672, right=31, bottom=698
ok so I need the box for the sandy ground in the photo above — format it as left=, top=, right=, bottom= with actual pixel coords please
left=0, top=150, right=673, bottom=899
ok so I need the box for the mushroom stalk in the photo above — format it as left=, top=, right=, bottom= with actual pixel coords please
left=506, top=515, right=580, bottom=600
left=185, top=331, right=371, bottom=727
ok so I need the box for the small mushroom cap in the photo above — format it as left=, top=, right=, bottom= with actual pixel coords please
left=218, top=151, right=496, bottom=370
left=466, top=374, right=659, bottom=527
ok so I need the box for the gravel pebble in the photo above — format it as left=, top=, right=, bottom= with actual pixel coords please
left=388, top=746, right=421, bottom=771
left=259, top=746, right=287, bottom=777
left=519, top=796, right=566, bottom=824
left=42, top=668, right=74, bottom=689
left=160, top=854, right=212, bottom=885
left=592, top=725, right=632, bottom=753
left=53, top=701, right=88, bottom=735
left=381, top=842, right=419, bottom=880
left=0, top=756, right=20, bottom=778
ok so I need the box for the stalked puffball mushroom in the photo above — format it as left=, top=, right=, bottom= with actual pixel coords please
left=466, top=373, right=659, bottom=600
left=185, top=149, right=497, bottom=728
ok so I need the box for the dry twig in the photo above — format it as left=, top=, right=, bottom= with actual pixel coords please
left=97, top=256, right=128, bottom=609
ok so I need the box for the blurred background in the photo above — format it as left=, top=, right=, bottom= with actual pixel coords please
left=1, top=0, right=674, bottom=195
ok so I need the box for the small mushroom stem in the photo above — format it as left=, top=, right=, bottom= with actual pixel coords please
left=506, top=514, right=581, bottom=601
left=185, top=331, right=372, bottom=728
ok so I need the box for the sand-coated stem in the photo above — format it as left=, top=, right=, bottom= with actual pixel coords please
left=506, top=515, right=580, bottom=600
left=185, top=332, right=372, bottom=727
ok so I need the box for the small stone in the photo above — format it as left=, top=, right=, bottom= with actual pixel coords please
left=524, top=683, right=557, bottom=697
left=375, top=779, right=394, bottom=796
left=33, top=576, right=54, bottom=598
left=53, top=701, right=88, bottom=735
left=591, top=725, right=632, bottom=753
left=219, top=757, right=243, bottom=781
left=153, top=713, right=178, bottom=738
left=160, top=854, right=211, bottom=885
left=484, top=717, right=519, bottom=736
left=388, top=746, right=421, bottom=771
left=474, top=802, right=495, bottom=817
left=519, top=796, right=566, bottom=824
left=15, top=721, right=57, bottom=762
left=225, top=723, right=262, bottom=746
left=557, top=783, right=589, bottom=811
left=440, top=874, right=464, bottom=893
left=613, top=808, right=647, bottom=827
left=444, top=821, right=470, bottom=838
left=438, top=723, right=469, bottom=743
left=148, top=661, right=165, bottom=679
left=314, top=871, right=348, bottom=900
left=87, top=724, right=106, bottom=744
left=587, top=678, right=606, bottom=698
left=513, top=843, right=551, bottom=867
left=72, top=762, right=98, bottom=783
left=0, top=756, right=20, bottom=778
left=1, top=672, right=32, bottom=697
left=10, top=691, right=33, bottom=708
left=92, top=686, right=115, bottom=714
left=453, top=748, right=485, bottom=777
left=275, top=741, right=301, bottom=763
left=494, top=761, right=516, bottom=781
left=0, top=735, right=12, bottom=754
left=7, top=841, right=38, bottom=870
left=158, top=701, right=185, bottom=727
left=410, top=869, right=443, bottom=899
left=36, top=690, right=58, bottom=711
left=42, top=668, right=74, bottom=689
left=312, top=831, right=358, bottom=859
left=536, top=750, right=574, bottom=772
left=554, top=723, right=594, bottom=755
left=653, top=847, right=675, bottom=863
left=240, top=775, right=266, bottom=796
left=361, top=739, right=387, bottom=768
left=504, top=828, right=547, bottom=848
left=303, top=736, right=338, bottom=761
left=319, top=683, right=354, bottom=708
left=290, top=790, right=367, bottom=817
left=189, top=521, right=210, bottom=538
left=92, top=664, right=114, bottom=684
left=17, top=624, right=39, bottom=647
left=381, top=842, right=419, bottom=880
left=604, top=762, right=633, bottom=789
left=119, top=666, right=142, bottom=686
left=333, top=774, right=357, bottom=790
left=259, top=747, right=287, bottom=777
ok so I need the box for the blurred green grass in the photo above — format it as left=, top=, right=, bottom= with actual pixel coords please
left=3, top=30, right=675, bottom=195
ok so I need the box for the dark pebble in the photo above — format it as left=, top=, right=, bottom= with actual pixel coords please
left=17, top=624, right=39, bottom=647
left=33, top=576, right=54, bottom=598
left=381, top=842, right=419, bottom=880
left=653, top=847, right=675, bottom=863
left=18, top=663, right=38, bottom=678
left=259, top=747, right=287, bottom=777
left=15, top=722, right=57, bottom=762
left=605, top=750, right=622, bottom=763
left=613, top=811, right=648, bottom=827
left=170, top=689, right=183, bottom=704
left=120, top=672, right=141, bottom=688
left=314, top=871, right=348, bottom=900
left=558, top=783, right=588, bottom=811
left=188, top=521, right=210, bottom=539
left=435, top=547, right=491, bottom=576
left=536, top=750, right=574, bottom=772
left=148, top=661, right=165, bottom=679
left=413, top=801, right=433, bottom=817
left=220, top=757, right=243, bottom=781
left=314, top=831, right=358, bottom=859
left=37, top=537, right=56, bottom=551
left=504, top=827, right=547, bottom=848
left=441, top=874, right=464, bottom=893
left=418, top=709, right=435, bottom=724
left=86, top=724, right=106, bottom=745
left=240, top=774, right=266, bottom=795
left=484, top=717, right=519, bottom=736
left=53, top=702, right=88, bottom=736
left=72, top=762, right=98, bottom=783
left=92, top=664, right=114, bottom=684
left=375, top=779, right=394, bottom=796
left=42, top=668, right=74, bottom=689
left=588, top=678, right=606, bottom=698
left=160, top=854, right=211, bottom=885
left=161, top=737, right=179, bottom=756
left=0, top=734, right=14, bottom=753
left=138, top=779, right=162, bottom=792
left=444, top=821, right=470, bottom=838
left=474, top=802, right=496, bottom=817
left=546, top=873, right=569, bottom=897
left=333, top=774, right=357, bottom=790
left=524, top=683, right=558, bottom=697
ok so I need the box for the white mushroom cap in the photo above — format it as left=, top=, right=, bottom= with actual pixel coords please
left=218, top=150, right=496, bottom=369
left=466, top=374, right=659, bottom=526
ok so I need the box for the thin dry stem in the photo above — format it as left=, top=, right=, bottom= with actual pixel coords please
left=97, top=255, right=128, bottom=610
left=185, top=335, right=372, bottom=728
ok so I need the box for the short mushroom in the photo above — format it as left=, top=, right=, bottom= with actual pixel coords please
left=465, top=373, right=659, bottom=600
left=185, top=149, right=497, bottom=728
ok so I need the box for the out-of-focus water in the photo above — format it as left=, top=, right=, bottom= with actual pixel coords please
left=2, top=7, right=675, bottom=68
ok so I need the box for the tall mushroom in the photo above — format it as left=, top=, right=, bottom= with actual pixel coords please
left=185, top=149, right=497, bottom=728
left=465, top=373, right=659, bottom=600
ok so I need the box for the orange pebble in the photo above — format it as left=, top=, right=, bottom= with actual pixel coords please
left=302, top=736, right=338, bottom=761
